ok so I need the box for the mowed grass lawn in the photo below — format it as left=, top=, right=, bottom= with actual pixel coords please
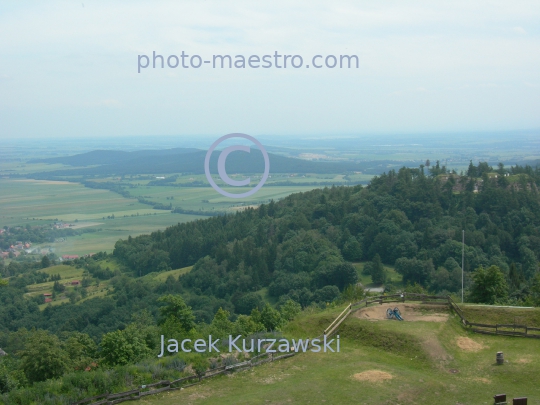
left=140, top=307, right=540, bottom=405
left=460, top=305, right=540, bottom=327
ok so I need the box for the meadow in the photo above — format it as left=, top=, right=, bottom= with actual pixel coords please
left=20, top=263, right=116, bottom=309
left=139, top=304, right=540, bottom=405
left=22, top=262, right=196, bottom=310
left=49, top=213, right=206, bottom=255
left=126, top=183, right=331, bottom=212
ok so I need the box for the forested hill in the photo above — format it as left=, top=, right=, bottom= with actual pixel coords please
left=114, top=163, right=540, bottom=308
left=29, top=148, right=405, bottom=177
left=28, top=148, right=200, bottom=166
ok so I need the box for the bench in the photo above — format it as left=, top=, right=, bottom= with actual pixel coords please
left=494, top=394, right=507, bottom=405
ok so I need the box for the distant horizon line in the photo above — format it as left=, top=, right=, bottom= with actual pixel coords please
left=1, top=128, right=539, bottom=142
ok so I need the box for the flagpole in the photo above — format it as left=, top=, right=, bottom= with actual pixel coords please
left=462, top=229, right=465, bottom=304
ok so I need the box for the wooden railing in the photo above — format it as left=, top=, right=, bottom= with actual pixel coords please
left=447, top=296, right=468, bottom=326
left=70, top=351, right=300, bottom=404
left=447, top=296, right=540, bottom=339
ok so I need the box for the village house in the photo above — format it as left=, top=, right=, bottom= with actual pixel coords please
left=54, top=222, right=73, bottom=229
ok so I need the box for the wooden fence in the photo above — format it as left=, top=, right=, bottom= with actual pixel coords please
left=467, top=322, right=540, bottom=338
left=71, top=292, right=539, bottom=404
left=70, top=351, right=300, bottom=404
left=446, top=296, right=540, bottom=339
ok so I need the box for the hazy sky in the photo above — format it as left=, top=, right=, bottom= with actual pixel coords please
left=0, top=1, right=539, bottom=139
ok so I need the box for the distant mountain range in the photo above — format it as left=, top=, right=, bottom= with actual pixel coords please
left=28, top=148, right=417, bottom=177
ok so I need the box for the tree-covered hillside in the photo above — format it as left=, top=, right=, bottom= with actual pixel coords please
left=114, top=162, right=540, bottom=306
left=30, top=149, right=370, bottom=178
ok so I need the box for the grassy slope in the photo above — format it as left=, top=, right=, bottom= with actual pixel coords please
left=25, top=264, right=83, bottom=297
left=354, top=262, right=403, bottom=288
left=147, top=266, right=193, bottom=282
left=461, top=305, right=540, bottom=327
left=20, top=263, right=116, bottom=309
left=140, top=306, right=540, bottom=405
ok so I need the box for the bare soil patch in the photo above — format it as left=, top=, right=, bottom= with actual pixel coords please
left=424, top=336, right=452, bottom=363
left=456, top=337, right=484, bottom=352
left=354, top=303, right=449, bottom=322
left=352, top=370, right=393, bottom=383
left=516, top=357, right=532, bottom=364
left=471, top=377, right=491, bottom=384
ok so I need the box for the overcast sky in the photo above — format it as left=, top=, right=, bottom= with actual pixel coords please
left=0, top=0, right=539, bottom=139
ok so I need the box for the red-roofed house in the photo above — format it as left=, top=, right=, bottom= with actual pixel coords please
left=62, top=255, right=79, bottom=260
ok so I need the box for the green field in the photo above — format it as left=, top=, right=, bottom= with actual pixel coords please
left=24, top=264, right=84, bottom=299
left=0, top=176, right=340, bottom=255
left=0, top=178, right=151, bottom=226
left=50, top=213, right=206, bottom=255
left=124, top=182, right=339, bottom=213
left=0, top=178, right=208, bottom=254
left=18, top=263, right=116, bottom=309
left=139, top=305, right=540, bottom=405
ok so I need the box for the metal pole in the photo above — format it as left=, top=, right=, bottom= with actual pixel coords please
left=462, top=229, right=465, bottom=303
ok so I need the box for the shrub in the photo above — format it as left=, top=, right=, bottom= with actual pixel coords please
left=222, top=355, right=237, bottom=367
left=191, top=358, right=209, bottom=380
left=163, top=357, right=186, bottom=372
